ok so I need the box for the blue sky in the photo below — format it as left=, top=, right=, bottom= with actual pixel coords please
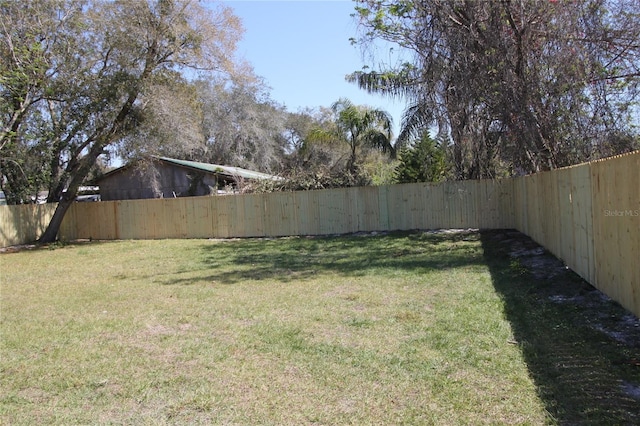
left=218, top=0, right=406, bottom=134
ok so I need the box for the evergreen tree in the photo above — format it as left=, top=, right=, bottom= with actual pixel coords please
left=394, top=134, right=447, bottom=183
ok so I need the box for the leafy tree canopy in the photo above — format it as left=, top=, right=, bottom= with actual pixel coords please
left=349, top=0, right=640, bottom=179
left=0, top=0, right=246, bottom=241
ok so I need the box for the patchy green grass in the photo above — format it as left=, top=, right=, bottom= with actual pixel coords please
left=0, top=231, right=638, bottom=425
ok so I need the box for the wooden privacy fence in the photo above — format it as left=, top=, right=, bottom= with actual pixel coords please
left=57, top=179, right=514, bottom=241
left=512, top=151, right=639, bottom=318
left=0, top=151, right=638, bottom=317
left=0, top=203, right=58, bottom=248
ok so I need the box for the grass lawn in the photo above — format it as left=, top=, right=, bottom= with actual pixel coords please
left=1, top=230, right=638, bottom=425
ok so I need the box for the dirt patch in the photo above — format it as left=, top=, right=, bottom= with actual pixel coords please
left=486, top=230, right=640, bottom=348
left=0, top=239, right=95, bottom=254
left=496, top=230, right=568, bottom=280
left=0, top=243, right=40, bottom=254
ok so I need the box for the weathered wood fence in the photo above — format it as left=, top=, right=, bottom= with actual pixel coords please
left=1, top=151, right=638, bottom=317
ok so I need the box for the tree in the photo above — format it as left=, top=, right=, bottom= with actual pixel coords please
left=115, top=73, right=206, bottom=162
left=193, top=76, right=288, bottom=173
left=308, top=98, right=394, bottom=175
left=394, top=133, right=447, bottom=183
left=282, top=106, right=342, bottom=172
left=349, top=0, right=640, bottom=179
left=1, top=0, right=83, bottom=204
left=0, top=0, right=244, bottom=242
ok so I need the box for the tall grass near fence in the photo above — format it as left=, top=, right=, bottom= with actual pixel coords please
left=1, top=151, right=638, bottom=316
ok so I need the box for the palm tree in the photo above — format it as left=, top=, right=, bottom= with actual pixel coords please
left=309, top=98, right=394, bottom=174
left=347, top=69, right=429, bottom=151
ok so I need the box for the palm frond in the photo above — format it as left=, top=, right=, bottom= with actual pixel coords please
left=397, top=101, right=435, bottom=150
left=367, top=130, right=396, bottom=157
left=346, top=67, right=419, bottom=99
left=306, top=127, right=341, bottom=146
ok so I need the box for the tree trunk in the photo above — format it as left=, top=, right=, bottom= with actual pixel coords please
left=38, top=66, right=143, bottom=242
left=38, top=197, right=74, bottom=243
left=38, top=142, right=106, bottom=243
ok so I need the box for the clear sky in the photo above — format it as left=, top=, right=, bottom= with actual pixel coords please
left=217, top=0, right=406, bottom=135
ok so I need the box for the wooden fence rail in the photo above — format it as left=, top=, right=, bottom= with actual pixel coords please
left=1, top=151, right=638, bottom=317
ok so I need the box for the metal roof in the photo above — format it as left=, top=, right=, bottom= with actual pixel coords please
left=155, top=157, right=282, bottom=181
left=98, top=156, right=282, bottom=182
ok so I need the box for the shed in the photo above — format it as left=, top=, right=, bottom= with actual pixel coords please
left=97, top=156, right=280, bottom=201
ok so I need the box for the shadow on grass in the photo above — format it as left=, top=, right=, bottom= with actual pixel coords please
left=480, top=230, right=640, bottom=424
left=160, top=230, right=484, bottom=285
